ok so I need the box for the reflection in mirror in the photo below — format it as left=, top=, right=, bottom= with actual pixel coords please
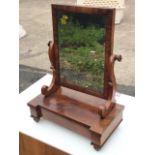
left=57, top=11, right=106, bottom=93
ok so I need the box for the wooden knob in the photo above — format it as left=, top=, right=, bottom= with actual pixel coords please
left=115, top=54, right=122, bottom=62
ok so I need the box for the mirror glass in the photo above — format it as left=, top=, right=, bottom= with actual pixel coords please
left=57, top=11, right=106, bottom=93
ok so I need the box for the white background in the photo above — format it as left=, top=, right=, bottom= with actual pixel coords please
left=0, top=0, right=155, bottom=154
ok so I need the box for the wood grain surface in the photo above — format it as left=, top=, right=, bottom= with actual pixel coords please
left=19, top=132, right=69, bottom=155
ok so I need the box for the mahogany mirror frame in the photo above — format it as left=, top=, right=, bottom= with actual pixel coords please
left=51, top=4, right=115, bottom=99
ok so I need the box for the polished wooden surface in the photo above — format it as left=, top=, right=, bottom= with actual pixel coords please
left=19, top=132, right=69, bottom=155
left=28, top=4, right=124, bottom=150
left=28, top=88, right=124, bottom=150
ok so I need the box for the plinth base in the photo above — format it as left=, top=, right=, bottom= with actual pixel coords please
left=28, top=86, right=124, bottom=150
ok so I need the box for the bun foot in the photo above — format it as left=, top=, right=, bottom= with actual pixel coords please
left=32, top=116, right=40, bottom=122
left=91, top=142, right=101, bottom=151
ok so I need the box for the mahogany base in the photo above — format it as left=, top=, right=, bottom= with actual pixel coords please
left=28, top=86, right=124, bottom=150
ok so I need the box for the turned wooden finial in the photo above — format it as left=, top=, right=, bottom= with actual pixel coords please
left=114, top=54, right=122, bottom=62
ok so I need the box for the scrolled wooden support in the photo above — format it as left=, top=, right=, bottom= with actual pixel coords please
left=108, top=54, right=122, bottom=100
left=99, top=54, right=122, bottom=118
left=41, top=41, right=58, bottom=97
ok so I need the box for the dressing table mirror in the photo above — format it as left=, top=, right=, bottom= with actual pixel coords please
left=28, top=4, right=124, bottom=150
